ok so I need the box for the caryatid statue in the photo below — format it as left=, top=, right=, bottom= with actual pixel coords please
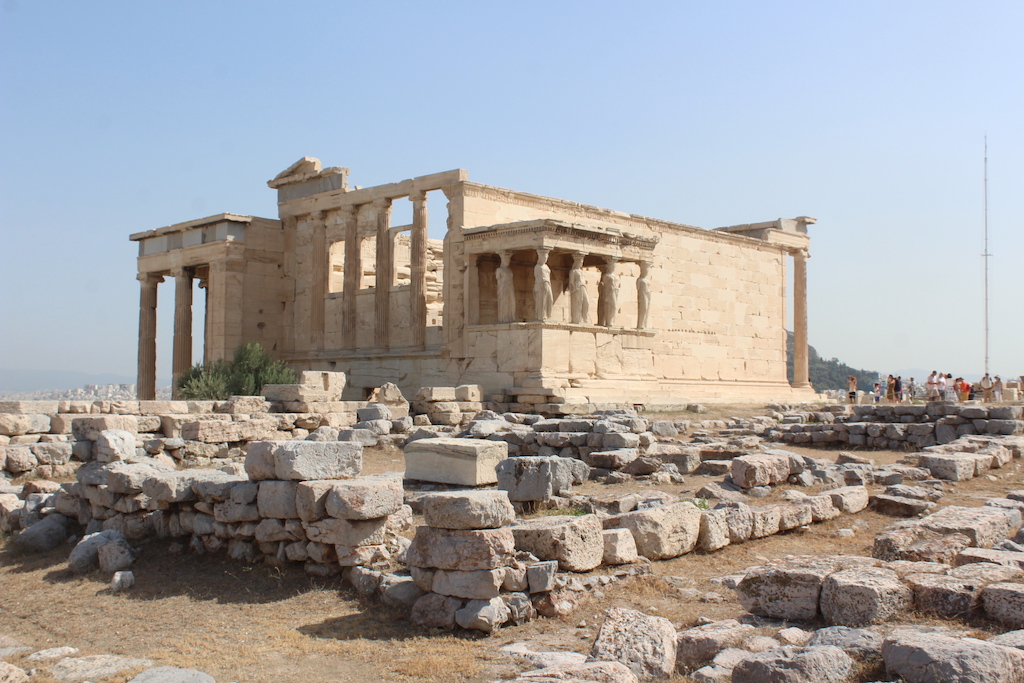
left=496, top=250, right=516, bottom=323
left=568, top=252, right=589, bottom=324
left=599, top=258, right=619, bottom=327
left=636, top=261, right=651, bottom=330
left=534, top=248, right=553, bottom=321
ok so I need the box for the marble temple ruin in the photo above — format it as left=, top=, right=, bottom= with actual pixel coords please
left=130, top=157, right=818, bottom=409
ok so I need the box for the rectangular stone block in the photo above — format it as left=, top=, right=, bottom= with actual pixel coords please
left=919, top=453, right=977, bottom=481
left=827, top=486, right=870, bottom=513
left=921, top=505, right=1011, bottom=547
left=511, top=514, right=604, bottom=572
left=257, top=480, right=299, bottom=518
left=273, top=441, right=363, bottom=481
left=302, top=516, right=389, bottom=546
left=294, top=480, right=335, bottom=522
left=180, top=418, right=277, bottom=443
left=602, top=528, right=639, bottom=564
left=420, top=490, right=516, bottom=530
left=406, top=526, right=515, bottom=571
left=604, top=501, right=702, bottom=560
left=404, top=437, right=507, bottom=486
left=325, top=478, right=403, bottom=520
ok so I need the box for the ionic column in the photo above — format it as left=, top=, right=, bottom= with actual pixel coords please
left=197, top=273, right=209, bottom=364
left=341, top=205, right=360, bottom=350
left=136, top=273, right=163, bottom=401
left=171, top=267, right=194, bottom=399
left=792, top=249, right=810, bottom=388
left=374, top=198, right=393, bottom=348
left=409, top=191, right=428, bottom=348
left=310, top=210, right=328, bottom=350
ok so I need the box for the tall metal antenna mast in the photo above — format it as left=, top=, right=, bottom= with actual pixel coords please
left=983, top=136, right=990, bottom=375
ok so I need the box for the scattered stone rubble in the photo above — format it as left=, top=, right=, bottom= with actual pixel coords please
left=5, top=393, right=1024, bottom=681
left=0, top=635, right=215, bottom=682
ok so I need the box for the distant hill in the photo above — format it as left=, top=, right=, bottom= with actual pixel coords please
left=0, top=368, right=168, bottom=393
left=786, top=332, right=878, bottom=393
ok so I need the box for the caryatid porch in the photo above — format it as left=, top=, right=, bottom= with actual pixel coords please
left=458, top=219, right=658, bottom=387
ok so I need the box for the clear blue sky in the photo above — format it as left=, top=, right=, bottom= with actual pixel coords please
left=1, top=1, right=1021, bottom=387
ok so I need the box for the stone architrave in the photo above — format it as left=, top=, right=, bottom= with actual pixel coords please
left=533, top=248, right=553, bottom=321
left=496, top=250, right=515, bottom=323
left=636, top=261, right=651, bottom=330
left=569, top=252, right=589, bottom=324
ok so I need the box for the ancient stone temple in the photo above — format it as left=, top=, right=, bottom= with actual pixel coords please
left=131, top=157, right=818, bottom=408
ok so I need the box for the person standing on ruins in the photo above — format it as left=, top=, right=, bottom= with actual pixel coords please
left=847, top=375, right=858, bottom=405
left=885, top=375, right=896, bottom=403
left=894, top=376, right=904, bottom=403
left=907, top=377, right=917, bottom=402
left=926, top=371, right=939, bottom=401
left=979, top=373, right=994, bottom=402
left=994, top=376, right=1004, bottom=402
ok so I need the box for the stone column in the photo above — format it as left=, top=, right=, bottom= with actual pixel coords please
left=636, top=261, right=651, bottom=330
left=136, top=273, right=163, bottom=400
left=569, top=252, right=588, bottom=324
left=374, top=198, right=393, bottom=348
left=171, top=267, right=194, bottom=399
left=533, top=247, right=553, bottom=321
left=792, top=249, right=811, bottom=388
left=197, top=273, right=209, bottom=364
left=310, top=211, right=328, bottom=350
left=341, top=205, right=360, bottom=350
left=409, top=191, right=428, bottom=348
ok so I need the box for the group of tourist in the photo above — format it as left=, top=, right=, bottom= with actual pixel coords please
left=846, top=372, right=1007, bottom=405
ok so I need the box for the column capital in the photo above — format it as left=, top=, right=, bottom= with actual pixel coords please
left=789, top=247, right=809, bottom=259
left=137, top=272, right=164, bottom=286
left=170, top=266, right=193, bottom=279
left=408, top=190, right=426, bottom=202
left=339, top=203, right=359, bottom=218
left=373, top=197, right=393, bottom=210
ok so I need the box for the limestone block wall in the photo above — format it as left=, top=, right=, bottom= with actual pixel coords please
left=769, top=404, right=1024, bottom=449
left=441, top=181, right=802, bottom=405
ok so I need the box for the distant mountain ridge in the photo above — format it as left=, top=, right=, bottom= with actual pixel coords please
left=0, top=368, right=169, bottom=393
left=786, top=333, right=878, bottom=393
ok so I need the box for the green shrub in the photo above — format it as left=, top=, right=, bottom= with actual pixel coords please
left=177, top=342, right=297, bottom=400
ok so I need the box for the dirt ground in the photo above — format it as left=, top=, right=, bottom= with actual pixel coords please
left=2, top=407, right=1022, bottom=682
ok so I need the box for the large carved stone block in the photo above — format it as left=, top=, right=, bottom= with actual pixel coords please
left=404, top=437, right=508, bottom=486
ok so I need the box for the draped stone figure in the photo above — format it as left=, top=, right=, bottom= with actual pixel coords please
left=569, top=252, right=589, bottom=324
left=534, top=248, right=553, bottom=321
left=636, top=261, right=651, bottom=330
left=496, top=251, right=516, bottom=323
left=599, top=259, right=619, bottom=327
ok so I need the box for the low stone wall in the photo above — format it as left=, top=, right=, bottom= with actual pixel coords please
left=736, top=499, right=1024, bottom=629
left=0, top=395, right=421, bottom=482
left=769, top=403, right=1024, bottom=449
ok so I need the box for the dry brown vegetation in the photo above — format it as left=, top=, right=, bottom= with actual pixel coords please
left=3, top=406, right=1022, bottom=682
